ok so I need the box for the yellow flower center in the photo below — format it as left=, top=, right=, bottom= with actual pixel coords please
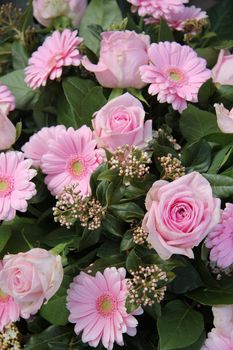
left=96, top=293, right=116, bottom=317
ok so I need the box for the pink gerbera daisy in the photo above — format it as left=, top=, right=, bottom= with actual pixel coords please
left=41, top=126, right=103, bottom=197
left=165, top=5, right=208, bottom=31
left=0, top=151, right=37, bottom=221
left=140, top=41, right=211, bottom=112
left=22, top=125, right=66, bottom=168
left=0, top=83, right=16, bottom=115
left=67, top=267, right=143, bottom=350
left=0, top=290, right=20, bottom=331
left=127, top=0, right=188, bottom=21
left=25, top=29, right=83, bottom=90
left=206, top=203, right=233, bottom=269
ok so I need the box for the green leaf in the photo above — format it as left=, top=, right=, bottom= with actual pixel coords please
left=42, top=228, right=77, bottom=247
left=11, top=41, right=28, bottom=70
left=79, top=86, right=107, bottom=123
left=195, top=48, right=219, bottom=68
left=1, top=69, right=40, bottom=110
left=217, top=85, right=233, bottom=102
left=108, top=88, right=124, bottom=100
left=170, top=259, right=203, bottom=294
left=158, top=18, right=174, bottom=42
left=60, top=77, right=96, bottom=127
left=97, top=241, right=120, bottom=258
left=109, top=202, right=144, bottom=222
left=24, top=325, right=71, bottom=350
left=79, top=0, right=122, bottom=54
left=79, top=227, right=102, bottom=251
left=19, top=0, right=33, bottom=32
left=120, top=231, right=134, bottom=252
left=157, top=300, right=204, bottom=350
left=181, top=140, right=211, bottom=173
left=82, top=255, right=125, bottom=275
left=198, top=79, right=216, bottom=105
left=203, top=173, right=233, bottom=198
left=207, top=145, right=233, bottom=174
left=0, top=226, right=12, bottom=253
left=102, top=213, right=124, bottom=238
left=40, top=276, right=72, bottom=326
left=177, top=332, right=205, bottom=350
left=126, top=249, right=142, bottom=271
left=188, top=287, right=233, bottom=305
left=180, top=104, right=220, bottom=143
left=204, top=132, right=233, bottom=146
left=208, top=0, right=233, bottom=40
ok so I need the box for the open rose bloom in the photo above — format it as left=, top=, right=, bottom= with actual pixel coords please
left=92, top=93, right=152, bottom=152
left=143, top=172, right=221, bottom=260
left=0, top=248, right=63, bottom=317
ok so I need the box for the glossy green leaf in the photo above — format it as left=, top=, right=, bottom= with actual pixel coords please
left=157, top=301, right=204, bottom=350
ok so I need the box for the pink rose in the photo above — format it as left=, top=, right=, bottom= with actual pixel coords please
left=214, top=103, right=233, bottom=133
left=33, top=0, right=87, bottom=27
left=212, top=50, right=233, bottom=85
left=82, top=31, right=150, bottom=89
left=92, top=93, right=152, bottom=151
left=0, top=248, right=63, bottom=317
left=0, top=111, right=16, bottom=151
left=142, top=172, right=221, bottom=260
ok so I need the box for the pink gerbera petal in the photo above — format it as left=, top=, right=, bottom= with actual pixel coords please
left=0, top=152, right=37, bottom=221
left=206, top=203, right=233, bottom=269
left=165, top=5, right=208, bottom=31
left=0, top=292, right=21, bottom=331
left=40, top=126, right=103, bottom=197
left=140, top=41, right=211, bottom=113
left=21, top=125, right=66, bottom=168
left=67, top=267, right=142, bottom=350
left=0, top=83, right=16, bottom=115
left=25, top=29, right=83, bottom=90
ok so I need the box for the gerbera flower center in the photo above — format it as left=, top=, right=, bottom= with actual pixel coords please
left=167, top=68, right=184, bottom=82
left=0, top=289, right=9, bottom=303
left=67, top=156, right=85, bottom=179
left=96, top=293, right=117, bottom=317
left=0, top=175, right=14, bottom=197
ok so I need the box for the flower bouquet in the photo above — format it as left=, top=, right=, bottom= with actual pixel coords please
left=0, top=0, right=233, bottom=349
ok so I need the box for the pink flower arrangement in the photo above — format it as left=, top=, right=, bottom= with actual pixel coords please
left=25, top=29, right=83, bottom=89
left=67, top=267, right=142, bottom=350
left=92, top=93, right=152, bottom=152
left=127, top=0, right=188, bottom=22
left=0, top=151, right=37, bottom=221
left=82, top=31, right=150, bottom=89
left=0, top=83, right=16, bottom=115
left=212, top=50, right=233, bottom=86
left=0, top=248, right=63, bottom=317
left=206, top=203, right=233, bottom=269
left=41, top=126, right=103, bottom=196
left=142, top=172, right=221, bottom=260
left=22, top=125, right=66, bottom=168
left=140, top=41, right=211, bottom=112
left=33, top=0, right=87, bottom=27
